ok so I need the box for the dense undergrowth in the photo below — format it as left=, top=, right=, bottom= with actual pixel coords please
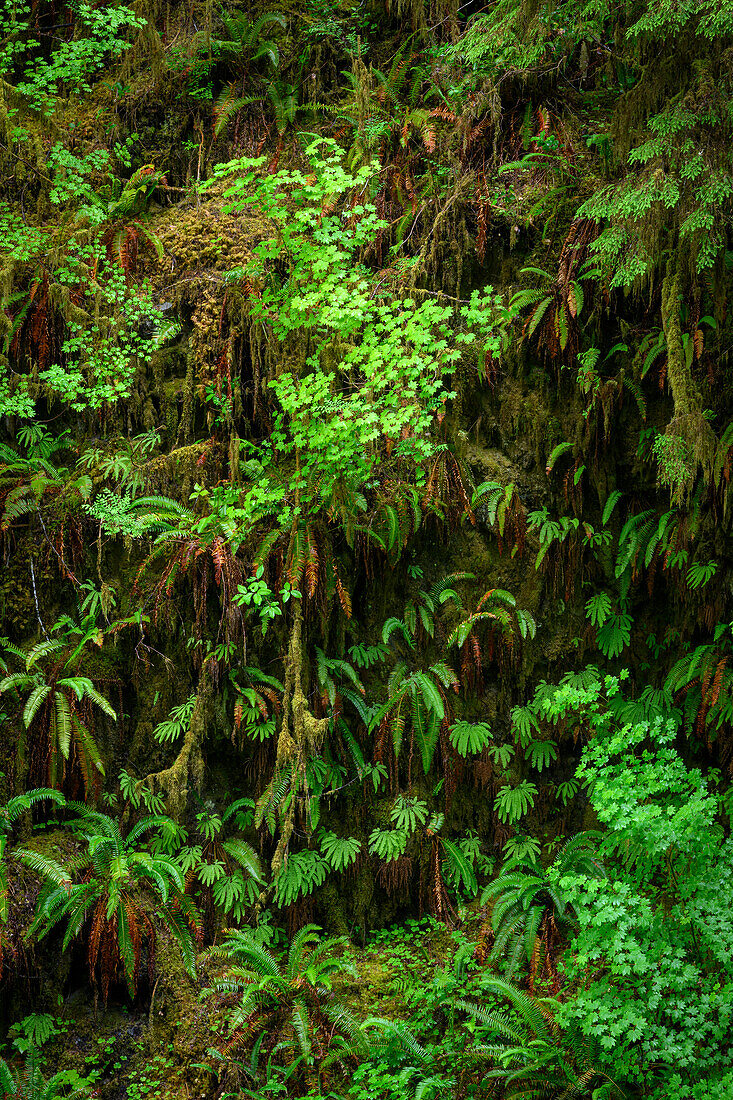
left=0, top=0, right=733, bottom=1097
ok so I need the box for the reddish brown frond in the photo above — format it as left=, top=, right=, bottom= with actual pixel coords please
left=711, top=658, right=728, bottom=707
left=87, top=897, right=106, bottom=979
left=305, top=526, right=320, bottom=600
left=332, top=562, right=352, bottom=619
left=286, top=523, right=307, bottom=588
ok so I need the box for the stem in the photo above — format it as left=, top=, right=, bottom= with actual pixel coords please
left=29, top=557, right=48, bottom=638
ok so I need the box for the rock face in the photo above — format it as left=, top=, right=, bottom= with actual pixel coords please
left=0, top=2, right=732, bottom=1097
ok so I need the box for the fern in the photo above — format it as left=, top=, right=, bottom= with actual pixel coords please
left=382, top=617, right=415, bottom=647
left=441, top=837, right=478, bottom=897
left=319, top=831, right=361, bottom=873
left=494, top=781, right=538, bottom=824
left=449, top=720, right=493, bottom=757
left=596, top=608, right=633, bottom=659
left=511, top=705, right=540, bottom=748
left=15, top=849, right=71, bottom=888
left=602, top=490, right=623, bottom=526
left=471, top=480, right=503, bottom=522
left=368, top=828, right=408, bottom=861
left=487, top=743, right=516, bottom=768
left=525, top=740, right=558, bottom=772
left=273, top=849, right=329, bottom=907
left=152, top=694, right=196, bottom=744
left=686, top=560, right=717, bottom=589
left=545, top=441, right=574, bottom=475
left=348, top=642, right=388, bottom=669
left=556, top=778, right=580, bottom=806
left=502, top=835, right=542, bottom=863
left=390, top=795, right=428, bottom=833
left=585, top=592, right=612, bottom=628
left=2, top=788, right=65, bottom=828
left=10, top=1013, right=58, bottom=1049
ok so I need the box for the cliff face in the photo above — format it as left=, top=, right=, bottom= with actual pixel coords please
left=0, top=2, right=732, bottom=1096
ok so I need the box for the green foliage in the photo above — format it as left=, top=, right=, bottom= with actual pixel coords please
left=234, top=566, right=299, bottom=635
left=273, top=849, right=329, bottom=908
left=319, top=830, right=361, bottom=873
left=0, top=640, right=114, bottom=795
left=390, top=795, right=428, bottom=834
left=0, top=787, right=65, bottom=924
left=602, top=491, right=623, bottom=527
left=117, top=770, right=165, bottom=815
left=511, top=262, right=593, bottom=354
left=448, top=720, right=492, bottom=757
left=664, top=621, right=733, bottom=737
left=440, top=836, right=478, bottom=898
left=0, top=1047, right=93, bottom=1100
left=1, top=241, right=162, bottom=419
left=524, top=738, right=558, bottom=771
left=527, top=507, right=579, bottom=571
left=494, top=781, right=538, bottom=825
left=202, top=139, right=512, bottom=518
left=177, top=800, right=263, bottom=923
left=531, top=670, right=733, bottom=1097
left=8, top=1014, right=58, bottom=1053
left=369, top=656, right=457, bottom=774
left=480, top=833, right=603, bottom=978
left=456, top=978, right=619, bottom=1099
left=502, top=835, right=541, bottom=863
left=447, top=586, right=535, bottom=649
left=3, top=0, right=733, bottom=1086
left=2, top=1, right=144, bottom=113
left=205, top=925, right=363, bottom=1084
left=595, top=606, right=632, bottom=660
left=25, top=805, right=200, bottom=1001
left=585, top=592, right=612, bottom=629
left=152, top=694, right=197, bottom=745
left=368, top=828, right=408, bottom=862
left=194, top=6, right=286, bottom=122
left=471, top=480, right=521, bottom=543
left=0, top=436, right=90, bottom=530
left=545, top=440, right=574, bottom=475
left=556, top=778, right=580, bottom=807
left=686, top=559, right=718, bottom=589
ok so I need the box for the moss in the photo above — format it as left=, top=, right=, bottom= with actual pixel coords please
left=269, top=600, right=330, bottom=881
left=144, top=671, right=210, bottom=820
left=660, top=257, right=716, bottom=502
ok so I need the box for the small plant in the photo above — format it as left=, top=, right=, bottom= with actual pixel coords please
left=390, top=795, right=428, bottom=833
left=0, top=638, right=115, bottom=795
left=494, top=780, right=538, bottom=824
left=0, top=1047, right=93, bottom=1100
left=502, top=835, right=542, bottom=863
left=153, top=694, right=197, bottom=744
left=273, top=848, right=329, bottom=907
left=7, top=1013, right=58, bottom=1054
left=233, top=566, right=300, bottom=636
left=204, top=925, right=365, bottom=1088
left=319, top=830, right=362, bottom=873
left=481, top=833, right=603, bottom=981
left=23, top=805, right=201, bottom=1002
left=368, top=828, right=408, bottom=862
left=686, top=559, right=717, bottom=589
left=448, top=720, right=493, bottom=756
left=178, top=799, right=263, bottom=924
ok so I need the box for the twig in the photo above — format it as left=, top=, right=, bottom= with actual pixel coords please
left=29, top=557, right=48, bottom=638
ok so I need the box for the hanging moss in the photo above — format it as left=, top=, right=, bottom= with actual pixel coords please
left=269, top=599, right=329, bottom=883
left=659, top=256, right=716, bottom=503
left=144, top=670, right=210, bottom=820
